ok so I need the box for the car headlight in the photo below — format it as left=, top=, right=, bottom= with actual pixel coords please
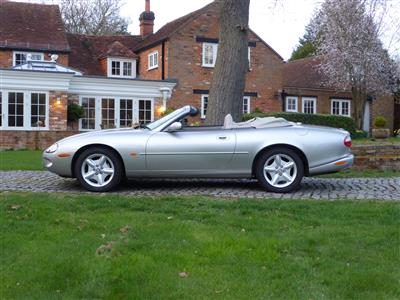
left=45, top=143, right=58, bottom=153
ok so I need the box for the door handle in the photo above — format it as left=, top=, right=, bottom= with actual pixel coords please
left=218, top=136, right=228, bottom=140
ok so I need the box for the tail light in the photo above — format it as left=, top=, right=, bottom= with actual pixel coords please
left=344, top=135, right=352, bottom=148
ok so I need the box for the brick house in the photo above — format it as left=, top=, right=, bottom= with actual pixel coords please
left=282, top=56, right=395, bottom=133
left=0, top=1, right=176, bottom=149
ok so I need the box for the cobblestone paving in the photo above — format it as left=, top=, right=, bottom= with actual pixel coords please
left=1, top=171, right=399, bottom=201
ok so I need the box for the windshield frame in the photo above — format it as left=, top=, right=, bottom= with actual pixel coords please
left=145, top=106, right=190, bottom=131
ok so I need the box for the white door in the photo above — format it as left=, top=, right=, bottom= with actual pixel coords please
left=363, top=101, right=370, bottom=132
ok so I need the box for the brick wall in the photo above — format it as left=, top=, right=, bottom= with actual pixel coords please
left=0, top=50, right=13, bottom=68
left=138, top=43, right=164, bottom=80
left=49, top=91, right=68, bottom=131
left=0, top=130, right=79, bottom=150
left=351, top=143, right=400, bottom=171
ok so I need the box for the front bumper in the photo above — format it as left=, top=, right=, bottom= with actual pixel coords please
left=42, top=151, right=74, bottom=177
left=309, top=154, right=354, bottom=176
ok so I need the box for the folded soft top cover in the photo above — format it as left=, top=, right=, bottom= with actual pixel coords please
left=223, top=114, right=293, bottom=129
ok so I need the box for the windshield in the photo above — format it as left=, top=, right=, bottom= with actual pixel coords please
left=146, top=107, right=187, bottom=130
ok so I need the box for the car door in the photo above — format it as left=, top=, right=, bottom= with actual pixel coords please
left=145, top=128, right=236, bottom=172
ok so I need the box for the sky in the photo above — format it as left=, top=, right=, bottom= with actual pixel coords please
left=12, top=0, right=400, bottom=61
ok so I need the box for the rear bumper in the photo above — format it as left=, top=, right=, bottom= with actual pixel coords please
left=309, top=154, right=354, bottom=176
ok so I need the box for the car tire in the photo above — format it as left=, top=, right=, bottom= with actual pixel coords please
left=75, top=147, right=123, bottom=192
left=255, top=147, right=304, bottom=193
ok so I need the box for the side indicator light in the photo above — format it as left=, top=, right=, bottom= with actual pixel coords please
left=335, top=161, right=347, bottom=166
left=57, top=153, right=71, bottom=158
left=129, top=152, right=137, bottom=157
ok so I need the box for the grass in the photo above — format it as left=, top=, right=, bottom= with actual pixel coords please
left=0, top=150, right=43, bottom=171
left=1, top=192, right=399, bottom=299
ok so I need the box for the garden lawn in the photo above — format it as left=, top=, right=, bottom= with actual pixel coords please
left=0, top=150, right=43, bottom=171
left=1, top=192, right=399, bottom=299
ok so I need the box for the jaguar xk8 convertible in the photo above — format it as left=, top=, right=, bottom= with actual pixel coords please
left=43, top=105, right=353, bottom=193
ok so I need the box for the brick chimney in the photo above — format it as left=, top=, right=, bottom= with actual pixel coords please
left=139, top=0, right=155, bottom=38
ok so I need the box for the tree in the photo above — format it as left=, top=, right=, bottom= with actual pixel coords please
left=60, top=0, right=129, bottom=35
left=316, top=0, right=396, bottom=129
left=205, top=0, right=250, bottom=125
left=289, top=19, right=320, bottom=61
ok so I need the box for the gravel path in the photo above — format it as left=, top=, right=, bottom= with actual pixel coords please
left=1, top=171, right=399, bottom=201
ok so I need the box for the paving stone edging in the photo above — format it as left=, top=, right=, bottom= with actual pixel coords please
left=1, top=171, right=399, bottom=201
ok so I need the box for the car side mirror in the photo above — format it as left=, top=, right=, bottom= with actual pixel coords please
left=166, top=121, right=182, bottom=132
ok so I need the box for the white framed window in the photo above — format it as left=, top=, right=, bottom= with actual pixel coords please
left=302, top=97, right=317, bottom=114
left=0, top=90, right=49, bottom=130
left=243, top=96, right=251, bottom=114
left=331, top=99, right=351, bottom=117
left=248, top=47, right=252, bottom=69
left=79, top=97, right=154, bottom=131
left=201, top=95, right=251, bottom=119
left=202, top=43, right=218, bottom=67
left=148, top=51, right=159, bottom=70
left=107, top=58, right=136, bottom=78
left=13, top=51, right=44, bottom=66
left=285, top=96, right=298, bottom=112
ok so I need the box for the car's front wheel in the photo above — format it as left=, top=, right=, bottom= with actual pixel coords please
left=255, top=147, right=304, bottom=193
left=75, top=147, right=123, bottom=192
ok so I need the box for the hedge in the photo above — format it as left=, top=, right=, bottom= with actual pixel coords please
left=243, top=112, right=357, bottom=135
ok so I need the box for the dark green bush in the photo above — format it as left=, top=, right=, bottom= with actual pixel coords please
left=352, top=130, right=369, bottom=139
left=67, top=103, right=85, bottom=122
left=373, top=116, right=386, bottom=128
left=243, top=112, right=357, bottom=135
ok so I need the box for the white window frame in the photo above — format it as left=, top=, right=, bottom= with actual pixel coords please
left=243, top=96, right=251, bottom=114
left=331, top=99, right=351, bottom=117
left=0, top=90, right=3, bottom=129
left=12, top=51, right=44, bottom=66
left=107, top=58, right=136, bottom=78
left=0, top=90, right=49, bottom=130
left=201, top=94, right=251, bottom=119
left=285, top=96, right=298, bottom=112
left=79, top=96, right=154, bottom=131
left=248, top=47, right=252, bottom=70
left=302, top=97, right=317, bottom=114
left=148, top=51, right=159, bottom=70
left=202, top=43, right=218, bottom=68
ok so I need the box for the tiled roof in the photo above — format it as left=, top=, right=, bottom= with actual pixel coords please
left=283, top=56, right=331, bottom=90
left=134, top=1, right=219, bottom=51
left=0, top=1, right=70, bottom=52
left=67, top=34, right=141, bottom=75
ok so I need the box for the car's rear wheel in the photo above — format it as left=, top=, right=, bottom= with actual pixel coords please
left=75, top=147, right=123, bottom=192
left=255, top=147, right=304, bottom=193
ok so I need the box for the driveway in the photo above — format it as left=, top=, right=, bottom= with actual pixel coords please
left=1, top=171, right=399, bottom=200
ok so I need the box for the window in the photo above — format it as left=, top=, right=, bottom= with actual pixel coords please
left=285, top=96, right=298, bottom=112
left=0, top=92, right=2, bottom=127
left=202, top=43, right=218, bottom=67
left=101, top=98, right=115, bottom=129
left=139, top=99, right=152, bottom=124
left=302, top=97, right=317, bottom=114
left=148, top=51, right=159, bottom=70
left=81, top=97, right=96, bottom=130
left=31, top=93, right=46, bottom=127
left=243, top=96, right=251, bottom=114
left=120, top=99, right=133, bottom=127
left=108, top=59, right=136, bottom=78
left=111, top=61, right=120, bottom=76
left=13, top=52, right=44, bottom=66
left=331, top=99, right=351, bottom=117
left=201, top=95, right=251, bottom=119
left=248, top=47, right=251, bottom=69
left=8, top=92, right=24, bottom=127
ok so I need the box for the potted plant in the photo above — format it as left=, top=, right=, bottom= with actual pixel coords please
left=372, top=116, right=390, bottom=139
left=67, top=103, right=85, bottom=130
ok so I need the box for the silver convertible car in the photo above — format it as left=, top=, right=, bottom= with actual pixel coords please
left=43, top=105, right=353, bottom=193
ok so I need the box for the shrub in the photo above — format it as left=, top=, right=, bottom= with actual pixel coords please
left=374, top=116, right=387, bottom=128
left=352, top=130, right=369, bottom=139
left=67, top=103, right=85, bottom=122
left=243, top=112, right=357, bottom=135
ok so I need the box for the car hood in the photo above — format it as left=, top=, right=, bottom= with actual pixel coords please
left=56, top=128, right=147, bottom=144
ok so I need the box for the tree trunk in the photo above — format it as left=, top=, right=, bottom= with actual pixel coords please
left=205, top=0, right=250, bottom=125
left=351, top=86, right=366, bottom=130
